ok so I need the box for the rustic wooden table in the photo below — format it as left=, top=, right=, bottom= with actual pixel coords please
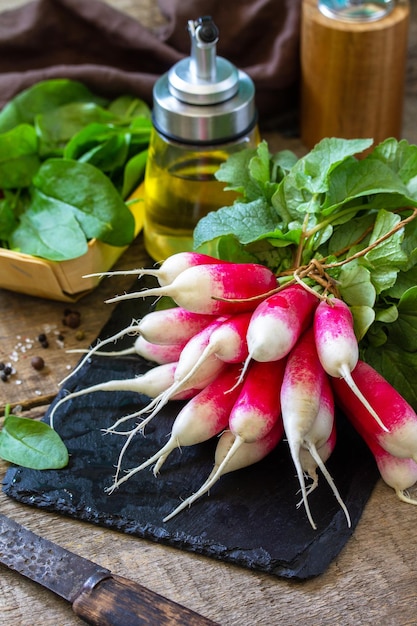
left=1, top=1, right=417, bottom=625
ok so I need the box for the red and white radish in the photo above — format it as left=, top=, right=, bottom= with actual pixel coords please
left=341, top=405, right=417, bottom=505
left=163, top=419, right=284, bottom=522
left=227, top=358, right=285, bottom=445
left=61, top=309, right=215, bottom=385
left=121, top=335, right=185, bottom=364
left=164, top=311, right=251, bottom=395
left=237, top=285, right=318, bottom=383
left=280, top=328, right=350, bottom=528
left=296, top=375, right=335, bottom=495
left=49, top=362, right=197, bottom=429
left=301, top=373, right=335, bottom=452
left=139, top=312, right=252, bottom=415
left=106, top=317, right=231, bottom=434
left=136, top=307, right=216, bottom=345
left=332, top=360, right=417, bottom=462
left=61, top=335, right=183, bottom=387
left=67, top=335, right=184, bottom=363
left=105, top=262, right=278, bottom=315
left=368, top=442, right=417, bottom=505
left=84, top=252, right=230, bottom=286
left=70, top=336, right=185, bottom=365
left=166, top=358, right=286, bottom=517
left=107, top=364, right=245, bottom=492
left=313, top=298, right=388, bottom=432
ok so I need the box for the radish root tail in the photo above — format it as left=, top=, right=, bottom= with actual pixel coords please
left=49, top=382, right=118, bottom=429
left=339, top=363, right=389, bottom=432
left=229, top=353, right=252, bottom=391
left=396, top=489, right=417, bottom=505
left=59, top=321, right=141, bottom=386
left=296, top=472, right=319, bottom=506
left=105, top=285, right=165, bottom=304
left=307, top=442, right=351, bottom=527
left=288, top=440, right=317, bottom=530
left=108, top=350, right=216, bottom=431
left=163, top=435, right=244, bottom=522
left=83, top=266, right=161, bottom=279
left=67, top=347, right=136, bottom=357
left=106, top=436, right=180, bottom=493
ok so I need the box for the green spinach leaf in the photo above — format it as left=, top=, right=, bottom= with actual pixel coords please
left=0, top=124, right=40, bottom=188
left=35, top=102, right=117, bottom=157
left=0, top=79, right=107, bottom=132
left=32, top=159, right=136, bottom=248
left=9, top=187, right=88, bottom=261
left=0, top=406, right=68, bottom=470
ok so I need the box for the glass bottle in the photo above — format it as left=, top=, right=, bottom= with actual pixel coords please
left=143, top=16, right=259, bottom=261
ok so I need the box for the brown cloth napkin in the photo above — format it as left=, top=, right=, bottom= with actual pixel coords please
left=0, top=0, right=301, bottom=128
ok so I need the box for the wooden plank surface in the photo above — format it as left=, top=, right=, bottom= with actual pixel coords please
left=1, top=1, right=417, bottom=625
left=0, top=235, right=152, bottom=414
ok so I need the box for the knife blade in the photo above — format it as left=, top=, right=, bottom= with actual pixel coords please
left=0, top=513, right=217, bottom=626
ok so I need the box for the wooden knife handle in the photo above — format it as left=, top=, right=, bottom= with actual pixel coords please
left=72, top=573, right=218, bottom=626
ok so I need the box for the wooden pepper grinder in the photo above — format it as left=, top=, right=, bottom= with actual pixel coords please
left=300, top=0, right=410, bottom=151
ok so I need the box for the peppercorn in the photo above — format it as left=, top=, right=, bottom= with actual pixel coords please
left=0, top=363, right=12, bottom=381
left=31, top=356, right=45, bottom=371
left=63, top=309, right=81, bottom=329
left=36, top=332, right=49, bottom=348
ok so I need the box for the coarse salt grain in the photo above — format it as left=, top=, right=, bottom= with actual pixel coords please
left=44, top=324, right=57, bottom=333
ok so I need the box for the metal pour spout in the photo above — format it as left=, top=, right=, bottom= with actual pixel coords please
left=188, top=16, right=219, bottom=82
left=153, top=14, right=256, bottom=142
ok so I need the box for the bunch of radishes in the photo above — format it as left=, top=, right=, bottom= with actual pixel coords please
left=52, top=252, right=417, bottom=528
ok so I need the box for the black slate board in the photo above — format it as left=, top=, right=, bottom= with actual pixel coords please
left=2, top=279, right=380, bottom=580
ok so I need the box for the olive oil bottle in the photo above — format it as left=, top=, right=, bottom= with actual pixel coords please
left=143, top=16, right=259, bottom=261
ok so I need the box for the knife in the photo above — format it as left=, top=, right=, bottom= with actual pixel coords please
left=0, top=512, right=218, bottom=626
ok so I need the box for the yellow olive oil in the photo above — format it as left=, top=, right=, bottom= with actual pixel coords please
left=143, top=130, right=259, bottom=261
